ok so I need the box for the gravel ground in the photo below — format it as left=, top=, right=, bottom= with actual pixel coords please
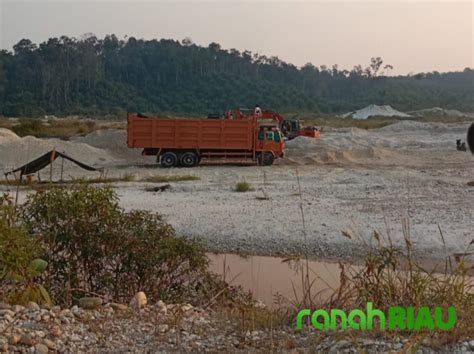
left=1, top=299, right=473, bottom=353
left=1, top=121, right=473, bottom=262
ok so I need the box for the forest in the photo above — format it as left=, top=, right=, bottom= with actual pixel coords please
left=0, top=35, right=473, bottom=117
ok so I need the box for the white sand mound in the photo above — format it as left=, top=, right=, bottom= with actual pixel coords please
left=0, top=128, right=149, bottom=175
left=281, top=132, right=399, bottom=166
left=73, top=129, right=144, bottom=161
left=0, top=128, right=21, bottom=143
left=343, top=104, right=411, bottom=119
left=0, top=130, right=116, bottom=173
left=408, top=107, right=474, bottom=118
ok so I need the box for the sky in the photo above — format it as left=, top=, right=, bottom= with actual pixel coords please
left=0, top=0, right=472, bottom=75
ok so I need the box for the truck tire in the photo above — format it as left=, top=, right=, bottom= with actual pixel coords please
left=160, top=152, right=178, bottom=168
left=180, top=152, right=199, bottom=167
left=257, top=152, right=275, bottom=166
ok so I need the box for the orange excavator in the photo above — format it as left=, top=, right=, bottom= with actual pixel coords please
left=213, top=108, right=320, bottom=140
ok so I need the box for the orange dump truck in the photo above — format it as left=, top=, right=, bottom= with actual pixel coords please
left=127, top=113, right=285, bottom=167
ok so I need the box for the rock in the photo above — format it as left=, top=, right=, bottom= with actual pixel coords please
left=20, top=334, right=35, bottom=346
left=181, top=304, right=193, bottom=312
left=12, top=305, right=25, bottom=313
left=49, top=325, right=63, bottom=337
left=157, top=324, right=169, bottom=333
left=8, top=334, right=21, bottom=345
left=34, top=343, right=49, bottom=354
left=0, top=309, right=15, bottom=317
left=129, top=292, right=147, bottom=309
left=71, top=305, right=81, bottom=315
left=108, top=303, right=128, bottom=311
left=42, top=339, right=56, bottom=350
left=78, top=297, right=103, bottom=310
left=27, top=302, right=40, bottom=311
left=0, top=303, right=11, bottom=310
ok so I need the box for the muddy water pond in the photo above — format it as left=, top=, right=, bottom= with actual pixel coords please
left=207, top=253, right=474, bottom=306
left=206, top=253, right=345, bottom=306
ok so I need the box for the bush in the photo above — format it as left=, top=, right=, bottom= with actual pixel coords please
left=0, top=194, right=50, bottom=305
left=235, top=181, right=252, bottom=192
left=19, top=185, right=208, bottom=306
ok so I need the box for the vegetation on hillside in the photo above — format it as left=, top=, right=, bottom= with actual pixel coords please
left=0, top=35, right=473, bottom=117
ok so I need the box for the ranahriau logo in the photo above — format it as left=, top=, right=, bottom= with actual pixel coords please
left=296, top=303, right=456, bottom=331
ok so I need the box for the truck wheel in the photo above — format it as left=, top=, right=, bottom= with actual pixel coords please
left=257, top=152, right=275, bottom=166
left=180, top=152, right=198, bottom=167
left=160, top=152, right=178, bottom=168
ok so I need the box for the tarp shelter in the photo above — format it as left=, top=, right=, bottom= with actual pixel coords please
left=5, top=150, right=101, bottom=178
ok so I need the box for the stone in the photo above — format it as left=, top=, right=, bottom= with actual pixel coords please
left=0, top=303, right=11, bottom=310
left=8, top=334, right=21, bottom=345
left=27, top=302, right=40, bottom=311
left=20, top=334, right=36, bottom=346
left=78, top=297, right=103, bottom=310
left=34, top=343, right=49, bottom=354
left=0, top=309, right=15, bottom=317
left=12, top=305, right=25, bottom=313
left=71, top=305, right=80, bottom=315
left=157, top=324, right=169, bottom=333
left=42, top=339, right=56, bottom=350
left=108, top=303, right=128, bottom=312
left=129, top=292, right=147, bottom=309
left=49, top=325, right=63, bottom=337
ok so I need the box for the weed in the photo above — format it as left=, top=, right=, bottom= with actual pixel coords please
left=235, top=181, right=252, bottom=192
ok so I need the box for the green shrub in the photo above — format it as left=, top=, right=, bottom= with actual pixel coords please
left=235, top=181, right=252, bottom=192
left=19, top=185, right=208, bottom=306
left=0, top=194, right=50, bottom=305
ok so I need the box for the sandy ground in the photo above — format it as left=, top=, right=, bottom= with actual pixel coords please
left=1, top=121, right=473, bottom=261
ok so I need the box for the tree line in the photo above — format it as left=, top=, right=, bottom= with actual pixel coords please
left=0, top=35, right=472, bottom=117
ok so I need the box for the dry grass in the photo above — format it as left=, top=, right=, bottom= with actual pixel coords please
left=0, top=118, right=126, bottom=139
left=0, top=174, right=136, bottom=187
left=286, top=230, right=474, bottom=348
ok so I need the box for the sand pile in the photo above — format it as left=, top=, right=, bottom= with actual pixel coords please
left=343, top=104, right=411, bottom=119
left=279, top=121, right=472, bottom=166
left=0, top=129, right=118, bottom=174
left=281, top=129, right=399, bottom=166
left=73, top=129, right=144, bottom=161
left=408, top=107, right=474, bottom=118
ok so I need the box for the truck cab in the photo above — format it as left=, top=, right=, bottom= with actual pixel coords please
left=256, top=125, right=285, bottom=165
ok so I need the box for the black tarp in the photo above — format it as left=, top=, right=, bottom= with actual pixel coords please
left=8, top=150, right=100, bottom=176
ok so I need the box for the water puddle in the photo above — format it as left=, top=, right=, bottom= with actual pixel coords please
left=207, top=253, right=474, bottom=306
left=207, top=253, right=345, bottom=306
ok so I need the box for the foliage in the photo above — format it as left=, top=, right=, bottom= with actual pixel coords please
left=0, top=194, right=51, bottom=305
left=0, top=36, right=473, bottom=117
left=18, top=185, right=208, bottom=306
left=234, top=181, right=252, bottom=192
left=11, top=118, right=96, bottom=138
